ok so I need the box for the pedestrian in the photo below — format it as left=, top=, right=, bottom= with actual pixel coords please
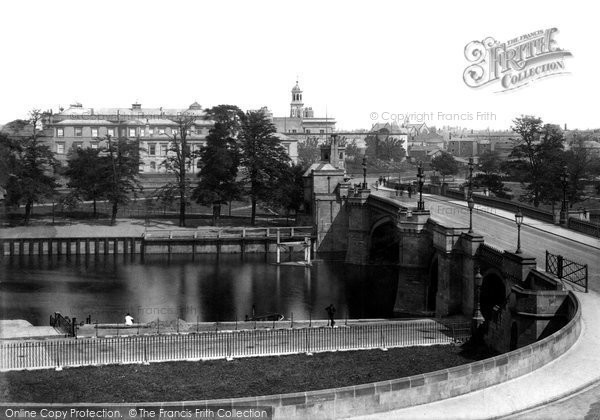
left=125, top=313, right=134, bottom=326
left=325, top=304, right=336, bottom=327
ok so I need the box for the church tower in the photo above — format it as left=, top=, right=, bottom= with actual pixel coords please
left=290, top=80, right=304, bottom=118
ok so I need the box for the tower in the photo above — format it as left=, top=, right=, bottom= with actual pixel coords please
left=290, top=80, right=304, bottom=118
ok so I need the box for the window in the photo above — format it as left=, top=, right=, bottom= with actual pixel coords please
left=160, top=144, right=168, bottom=156
left=305, top=129, right=311, bottom=134
left=91, top=128, right=99, bottom=137
left=149, top=128, right=154, bottom=136
left=73, top=142, right=83, bottom=150
left=107, top=128, right=115, bottom=137
left=158, top=128, right=165, bottom=135
left=56, top=142, right=65, bottom=154
left=150, top=161, right=156, bottom=171
left=320, top=129, right=325, bottom=134
left=56, top=128, right=64, bottom=137
left=91, top=143, right=98, bottom=149
left=121, top=128, right=127, bottom=137
left=172, top=128, right=179, bottom=136
left=292, top=129, right=297, bottom=133
left=149, top=144, right=156, bottom=156
left=74, top=127, right=82, bottom=137
left=129, top=128, right=137, bottom=137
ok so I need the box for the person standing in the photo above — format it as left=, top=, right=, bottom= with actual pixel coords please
left=325, top=304, right=336, bottom=327
left=125, top=313, right=134, bottom=326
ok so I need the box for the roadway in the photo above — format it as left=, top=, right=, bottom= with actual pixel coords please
left=371, top=188, right=600, bottom=292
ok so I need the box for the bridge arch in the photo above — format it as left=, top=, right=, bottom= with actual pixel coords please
left=369, top=216, right=399, bottom=264
left=480, top=268, right=509, bottom=322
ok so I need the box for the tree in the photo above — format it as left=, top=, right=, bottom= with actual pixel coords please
left=365, top=131, right=405, bottom=164
left=473, top=150, right=511, bottom=198
left=298, top=136, right=321, bottom=166
left=101, top=136, right=142, bottom=225
left=508, top=117, right=565, bottom=207
left=564, top=134, right=597, bottom=206
left=159, top=113, right=202, bottom=227
left=265, top=163, right=305, bottom=220
left=430, top=151, right=459, bottom=183
left=65, top=147, right=107, bottom=217
left=378, top=137, right=406, bottom=162
left=343, top=138, right=361, bottom=162
left=192, top=105, right=243, bottom=225
left=239, top=110, right=291, bottom=225
left=2, top=110, right=59, bottom=224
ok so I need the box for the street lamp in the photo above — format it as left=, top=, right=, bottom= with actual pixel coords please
left=467, top=196, right=475, bottom=233
left=514, top=208, right=523, bottom=254
left=417, top=161, right=425, bottom=211
left=362, top=156, right=367, bottom=189
left=472, top=267, right=484, bottom=335
left=468, top=157, right=474, bottom=199
left=560, top=166, right=569, bottom=225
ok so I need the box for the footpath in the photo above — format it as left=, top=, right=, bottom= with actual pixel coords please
left=353, top=290, right=600, bottom=420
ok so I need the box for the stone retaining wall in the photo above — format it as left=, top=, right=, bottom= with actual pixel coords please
left=177, top=291, right=580, bottom=419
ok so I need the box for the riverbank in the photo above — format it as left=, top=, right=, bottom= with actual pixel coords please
left=0, top=344, right=494, bottom=403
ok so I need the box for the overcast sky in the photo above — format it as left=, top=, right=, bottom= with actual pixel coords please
left=1, top=0, right=596, bottom=131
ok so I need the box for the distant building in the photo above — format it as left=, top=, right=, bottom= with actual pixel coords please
left=269, top=80, right=336, bottom=143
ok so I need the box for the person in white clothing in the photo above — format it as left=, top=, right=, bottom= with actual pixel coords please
left=125, top=313, right=134, bottom=325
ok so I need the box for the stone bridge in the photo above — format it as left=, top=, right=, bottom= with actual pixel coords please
left=303, top=140, right=575, bottom=352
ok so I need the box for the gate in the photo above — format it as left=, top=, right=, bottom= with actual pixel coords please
left=545, top=251, right=588, bottom=292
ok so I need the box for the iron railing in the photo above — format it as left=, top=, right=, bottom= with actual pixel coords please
left=444, top=189, right=555, bottom=224
left=568, top=218, right=600, bottom=238
left=49, top=312, right=75, bottom=337
left=0, top=320, right=471, bottom=371
left=546, top=250, right=588, bottom=292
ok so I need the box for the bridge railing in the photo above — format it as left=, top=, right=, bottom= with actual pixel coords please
left=476, top=243, right=504, bottom=267
left=0, top=320, right=471, bottom=371
left=567, top=218, right=600, bottom=238
left=444, top=189, right=555, bottom=223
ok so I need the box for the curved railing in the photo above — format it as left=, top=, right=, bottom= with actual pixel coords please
left=174, top=292, right=581, bottom=419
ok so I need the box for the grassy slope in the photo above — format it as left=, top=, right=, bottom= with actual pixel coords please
left=0, top=345, right=492, bottom=403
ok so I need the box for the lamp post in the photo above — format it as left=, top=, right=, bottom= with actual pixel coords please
left=467, top=196, right=474, bottom=233
left=417, top=161, right=425, bottom=211
left=362, top=156, right=367, bottom=189
left=560, top=166, right=569, bottom=225
left=472, top=267, right=484, bottom=335
left=515, top=207, right=523, bottom=254
left=468, top=157, right=474, bottom=199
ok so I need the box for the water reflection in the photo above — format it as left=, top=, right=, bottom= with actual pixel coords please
left=1, top=254, right=401, bottom=326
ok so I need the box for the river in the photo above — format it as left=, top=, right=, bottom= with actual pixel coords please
left=0, top=254, right=405, bottom=326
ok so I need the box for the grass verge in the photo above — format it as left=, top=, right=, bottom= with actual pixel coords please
left=0, top=344, right=494, bottom=403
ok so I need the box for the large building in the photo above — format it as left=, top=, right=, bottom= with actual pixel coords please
left=267, top=80, right=336, bottom=142
left=45, top=95, right=304, bottom=172
left=45, top=102, right=211, bottom=173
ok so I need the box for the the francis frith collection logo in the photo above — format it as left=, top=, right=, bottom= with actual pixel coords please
left=463, top=28, right=572, bottom=92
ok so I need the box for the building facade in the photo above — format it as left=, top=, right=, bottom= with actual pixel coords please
left=45, top=97, right=303, bottom=172
left=269, top=80, right=336, bottom=143
left=45, top=102, right=211, bottom=173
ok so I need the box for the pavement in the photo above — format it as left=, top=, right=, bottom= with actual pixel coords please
left=0, top=320, right=60, bottom=339
left=352, top=290, right=600, bottom=420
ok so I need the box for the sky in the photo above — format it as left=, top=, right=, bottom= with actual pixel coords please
left=0, top=0, right=597, bottom=131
